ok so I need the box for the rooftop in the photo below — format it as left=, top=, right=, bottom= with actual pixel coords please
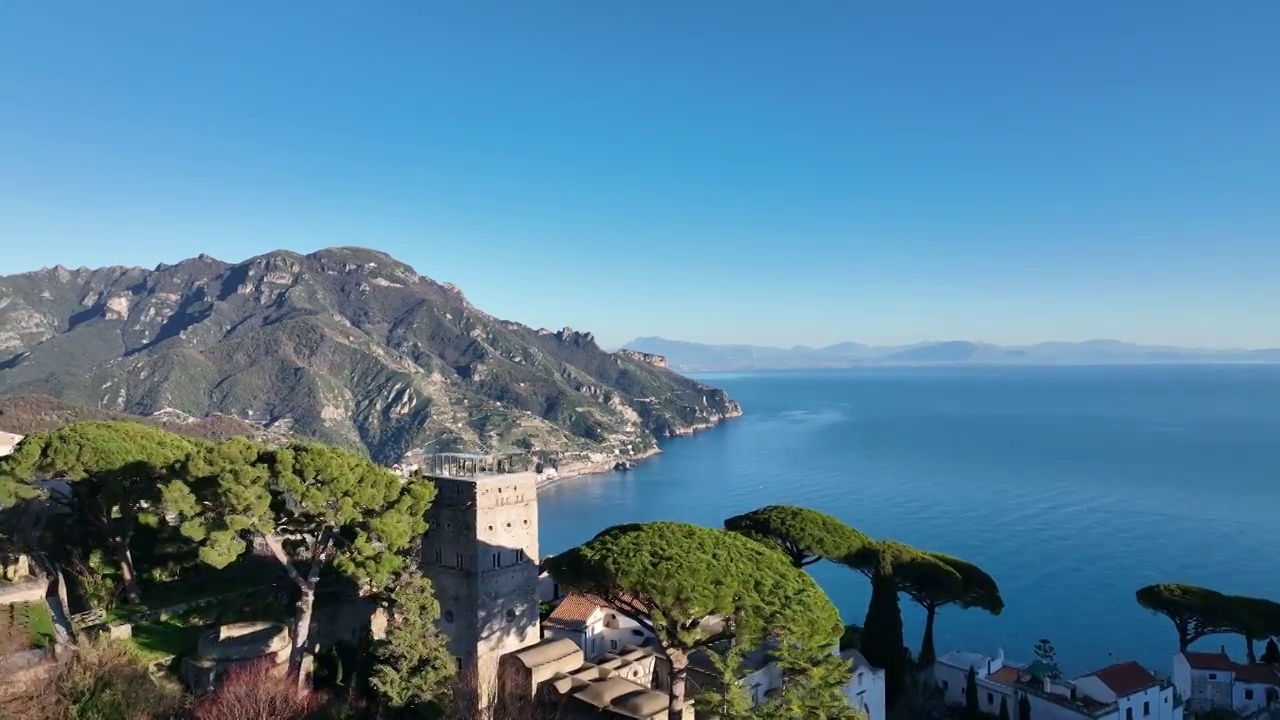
left=1086, top=661, right=1160, bottom=697
left=1183, top=651, right=1237, bottom=672
left=1181, top=649, right=1280, bottom=686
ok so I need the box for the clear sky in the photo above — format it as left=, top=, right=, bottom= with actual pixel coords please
left=2, top=2, right=1277, bottom=349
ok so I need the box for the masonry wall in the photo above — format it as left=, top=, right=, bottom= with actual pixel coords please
left=419, top=472, right=541, bottom=700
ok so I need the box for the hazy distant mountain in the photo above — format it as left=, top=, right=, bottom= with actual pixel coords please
left=621, top=336, right=1280, bottom=372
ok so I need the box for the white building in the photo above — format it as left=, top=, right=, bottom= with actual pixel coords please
left=0, top=431, right=23, bottom=458
left=843, top=648, right=887, bottom=720
left=543, top=591, right=657, bottom=661
left=935, top=649, right=1182, bottom=720
left=1173, top=649, right=1280, bottom=715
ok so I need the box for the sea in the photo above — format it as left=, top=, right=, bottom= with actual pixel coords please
left=536, top=364, right=1280, bottom=677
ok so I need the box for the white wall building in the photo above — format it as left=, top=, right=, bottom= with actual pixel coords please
left=1173, top=649, right=1280, bottom=715
left=935, top=650, right=1181, bottom=720
left=543, top=591, right=656, bottom=661
left=843, top=648, right=887, bottom=720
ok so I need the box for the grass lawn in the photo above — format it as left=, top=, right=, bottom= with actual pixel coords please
left=1, top=601, right=58, bottom=652
left=126, top=618, right=204, bottom=662
left=105, top=567, right=278, bottom=624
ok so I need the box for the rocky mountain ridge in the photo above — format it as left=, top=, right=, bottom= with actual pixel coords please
left=0, top=247, right=740, bottom=464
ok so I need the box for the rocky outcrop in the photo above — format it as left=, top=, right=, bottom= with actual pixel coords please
left=615, top=349, right=668, bottom=369
left=0, top=247, right=741, bottom=464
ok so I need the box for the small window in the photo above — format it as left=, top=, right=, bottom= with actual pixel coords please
left=987, top=693, right=994, bottom=706
left=506, top=609, right=516, bottom=622
left=517, top=549, right=525, bottom=562
left=1144, top=701, right=1151, bottom=715
left=522, top=519, right=530, bottom=527
left=1126, top=708, right=1133, bottom=720
left=434, top=548, right=442, bottom=564
left=443, top=610, right=454, bottom=623
left=492, top=553, right=501, bottom=568
left=506, top=521, right=512, bottom=530
left=1209, top=673, right=1218, bottom=680
left=611, top=640, right=618, bottom=650
left=444, top=521, right=453, bottom=532
left=1245, top=690, right=1255, bottom=701
left=487, top=524, right=494, bottom=532
left=942, top=681, right=949, bottom=691
left=455, top=553, right=463, bottom=569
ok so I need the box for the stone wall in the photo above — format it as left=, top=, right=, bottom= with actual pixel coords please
left=0, top=578, right=47, bottom=606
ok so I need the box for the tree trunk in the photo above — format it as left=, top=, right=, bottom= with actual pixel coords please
left=667, top=648, right=690, bottom=720
left=920, top=605, right=938, bottom=667
left=1247, top=635, right=1258, bottom=664
left=290, top=580, right=317, bottom=680
left=112, top=539, right=142, bottom=605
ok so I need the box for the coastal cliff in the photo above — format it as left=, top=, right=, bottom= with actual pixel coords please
left=0, top=247, right=741, bottom=466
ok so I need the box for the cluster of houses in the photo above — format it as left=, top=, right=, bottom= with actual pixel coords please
left=932, top=644, right=1280, bottom=720
left=531, top=577, right=888, bottom=720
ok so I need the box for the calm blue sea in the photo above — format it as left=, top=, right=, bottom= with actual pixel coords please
left=537, top=365, right=1280, bottom=677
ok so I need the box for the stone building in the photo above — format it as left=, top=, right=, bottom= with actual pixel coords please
left=419, top=453, right=542, bottom=702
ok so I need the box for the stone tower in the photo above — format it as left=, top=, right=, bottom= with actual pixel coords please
left=419, top=455, right=541, bottom=704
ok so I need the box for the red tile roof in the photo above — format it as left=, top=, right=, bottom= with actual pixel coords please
left=1183, top=651, right=1237, bottom=672
left=988, top=666, right=1021, bottom=686
left=1234, top=664, right=1280, bottom=686
left=1087, top=661, right=1160, bottom=697
left=545, top=593, right=608, bottom=629
left=544, top=591, right=648, bottom=630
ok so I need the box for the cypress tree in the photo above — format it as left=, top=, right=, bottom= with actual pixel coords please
left=1018, top=692, right=1032, bottom=720
left=965, top=665, right=980, bottom=719
left=999, top=695, right=1011, bottom=720
left=860, top=562, right=906, bottom=704
left=1263, top=638, right=1280, bottom=665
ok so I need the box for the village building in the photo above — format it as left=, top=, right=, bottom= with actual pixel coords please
left=418, top=452, right=884, bottom=718
left=935, top=649, right=1181, bottom=720
left=1173, top=648, right=1280, bottom=716
left=543, top=591, right=656, bottom=661
left=843, top=648, right=888, bottom=720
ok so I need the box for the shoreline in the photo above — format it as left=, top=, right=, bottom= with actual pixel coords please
left=535, top=409, right=743, bottom=490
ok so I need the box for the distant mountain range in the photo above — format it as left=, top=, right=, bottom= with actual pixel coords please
left=620, top=337, right=1280, bottom=372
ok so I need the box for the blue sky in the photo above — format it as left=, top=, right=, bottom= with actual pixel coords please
left=2, top=2, right=1277, bottom=349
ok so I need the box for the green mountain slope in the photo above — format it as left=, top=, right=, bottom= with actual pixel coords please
left=0, top=247, right=740, bottom=464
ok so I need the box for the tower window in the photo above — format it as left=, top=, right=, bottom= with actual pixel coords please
left=492, top=553, right=501, bottom=568
left=517, top=549, right=525, bottom=562
left=506, top=609, right=516, bottom=622
left=434, top=548, right=442, bottom=564
left=505, top=522, right=512, bottom=530
left=455, top=553, right=463, bottom=569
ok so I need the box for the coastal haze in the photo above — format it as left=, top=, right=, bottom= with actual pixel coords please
left=538, top=364, right=1280, bottom=676
left=622, top=336, right=1280, bottom=372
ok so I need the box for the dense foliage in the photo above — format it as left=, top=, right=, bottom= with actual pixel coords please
left=724, top=504, right=870, bottom=568
left=544, top=521, right=843, bottom=720
left=370, top=568, right=456, bottom=715
left=0, top=421, right=200, bottom=602
left=1135, top=583, right=1280, bottom=660
left=166, top=438, right=435, bottom=676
